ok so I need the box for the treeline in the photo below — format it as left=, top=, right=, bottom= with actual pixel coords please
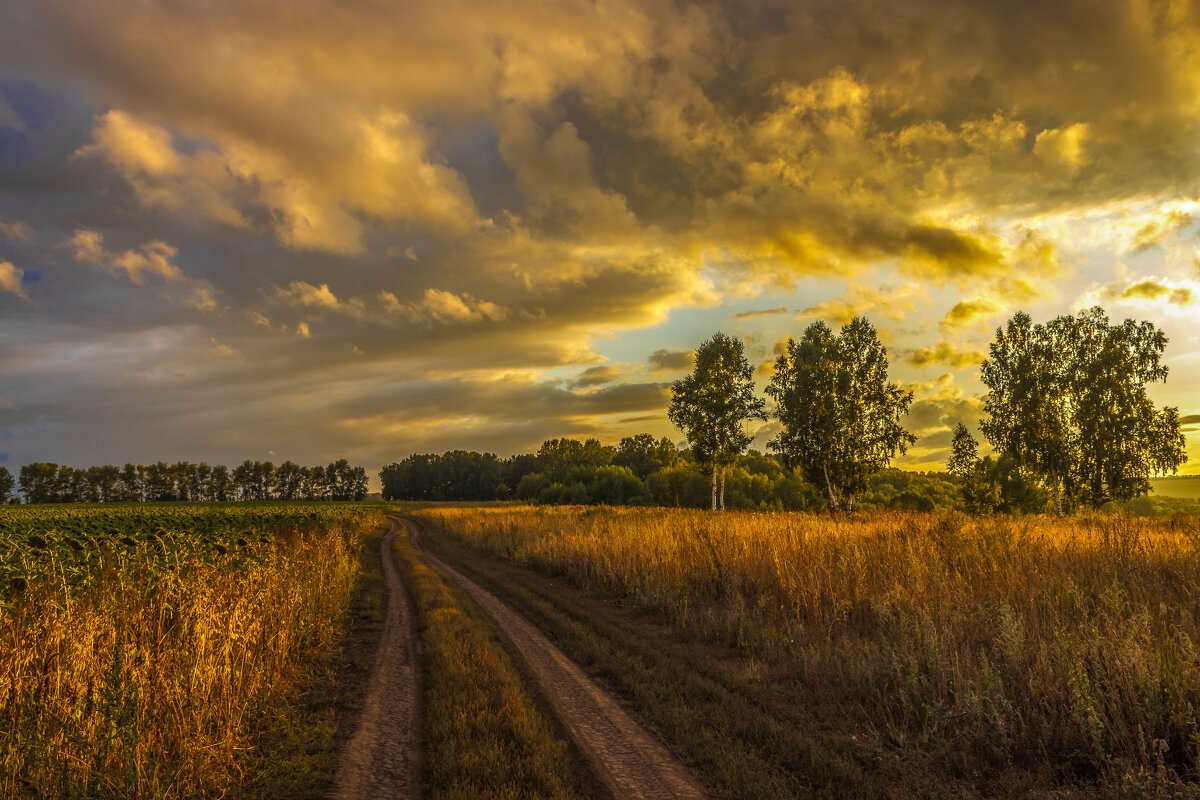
left=380, top=435, right=966, bottom=512
left=6, top=459, right=369, bottom=504
left=382, top=306, right=1187, bottom=517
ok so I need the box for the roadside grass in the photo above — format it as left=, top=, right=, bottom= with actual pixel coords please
left=230, top=522, right=388, bottom=800
left=412, top=506, right=1200, bottom=798
left=390, top=522, right=591, bottom=800
left=414, top=522, right=905, bottom=800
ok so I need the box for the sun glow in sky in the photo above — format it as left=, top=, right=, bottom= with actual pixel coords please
left=1, top=0, right=1198, bottom=478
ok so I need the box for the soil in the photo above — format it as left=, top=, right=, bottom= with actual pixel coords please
left=330, top=521, right=422, bottom=800
left=402, top=516, right=710, bottom=800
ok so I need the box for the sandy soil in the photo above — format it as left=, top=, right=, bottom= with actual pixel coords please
left=403, top=517, right=710, bottom=800
left=330, top=521, right=422, bottom=800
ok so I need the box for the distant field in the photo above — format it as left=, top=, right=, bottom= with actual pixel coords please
left=1151, top=476, right=1200, bottom=499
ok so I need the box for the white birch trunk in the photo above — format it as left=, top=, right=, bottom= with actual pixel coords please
left=823, top=464, right=842, bottom=515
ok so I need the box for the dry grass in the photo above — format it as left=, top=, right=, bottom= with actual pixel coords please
left=413, top=505, right=1200, bottom=789
left=390, top=528, right=590, bottom=800
left=0, top=514, right=370, bottom=799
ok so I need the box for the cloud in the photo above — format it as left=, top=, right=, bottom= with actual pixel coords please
left=647, top=348, right=693, bottom=374
left=905, top=341, right=987, bottom=369
left=1075, top=275, right=1199, bottom=312
left=732, top=306, right=787, bottom=320
left=276, top=281, right=342, bottom=310
left=0, top=261, right=29, bottom=301
left=5, top=0, right=1200, bottom=474
left=799, top=282, right=924, bottom=327
left=65, top=229, right=219, bottom=311
left=903, top=373, right=985, bottom=435
left=941, top=297, right=1006, bottom=331
left=0, top=217, right=34, bottom=243
left=570, top=364, right=628, bottom=389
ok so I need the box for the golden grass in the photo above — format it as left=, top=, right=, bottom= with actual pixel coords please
left=413, top=505, right=1200, bottom=784
left=0, top=516, right=369, bottom=799
left=390, top=529, right=589, bottom=799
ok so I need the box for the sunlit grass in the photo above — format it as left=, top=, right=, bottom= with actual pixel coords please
left=413, top=505, right=1200, bottom=785
left=0, top=506, right=373, bottom=799
left=390, top=529, right=589, bottom=799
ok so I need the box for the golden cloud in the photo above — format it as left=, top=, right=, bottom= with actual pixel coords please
left=66, top=230, right=219, bottom=311
left=905, top=341, right=987, bottom=370
left=940, top=297, right=1006, bottom=331
left=0, top=217, right=34, bottom=243
left=0, top=261, right=29, bottom=301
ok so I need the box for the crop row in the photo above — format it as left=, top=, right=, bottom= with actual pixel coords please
left=0, top=503, right=380, bottom=602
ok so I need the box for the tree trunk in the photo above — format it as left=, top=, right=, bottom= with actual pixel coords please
left=823, top=464, right=842, bottom=516
left=719, top=465, right=726, bottom=512
left=1051, top=474, right=1063, bottom=518
left=711, top=464, right=718, bottom=512
left=845, top=492, right=854, bottom=514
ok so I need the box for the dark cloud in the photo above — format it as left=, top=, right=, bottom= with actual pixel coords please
left=647, top=348, right=693, bottom=374
left=732, top=306, right=787, bottom=320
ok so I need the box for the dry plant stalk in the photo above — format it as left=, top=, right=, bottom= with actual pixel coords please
left=415, top=505, right=1200, bottom=782
left=0, top=519, right=367, bottom=799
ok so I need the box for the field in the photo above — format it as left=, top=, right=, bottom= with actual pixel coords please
left=1151, top=476, right=1200, bottom=500
left=412, top=505, right=1200, bottom=796
left=8, top=501, right=1200, bottom=798
left=0, top=503, right=378, bottom=800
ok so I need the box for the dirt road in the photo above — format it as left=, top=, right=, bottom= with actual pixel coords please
left=401, top=516, right=710, bottom=800
left=330, top=521, right=422, bottom=800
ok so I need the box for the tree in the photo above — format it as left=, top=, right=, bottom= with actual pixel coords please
left=0, top=466, right=13, bottom=502
left=119, top=463, right=145, bottom=502
left=766, top=317, right=915, bottom=514
left=208, top=464, right=232, bottom=501
left=273, top=461, right=304, bottom=500
left=668, top=332, right=766, bottom=511
left=18, top=463, right=59, bottom=504
left=981, top=307, right=1186, bottom=514
left=614, top=433, right=679, bottom=479
left=947, top=423, right=1000, bottom=513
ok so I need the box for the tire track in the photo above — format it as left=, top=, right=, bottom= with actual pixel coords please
left=399, top=516, right=710, bottom=800
left=331, top=520, right=422, bottom=800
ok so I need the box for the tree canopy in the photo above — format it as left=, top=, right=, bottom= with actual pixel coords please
left=980, top=307, right=1186, bottom=514
left=667, top=332, right=766, bottom=511
left=766, top=317, right=915, bottom=514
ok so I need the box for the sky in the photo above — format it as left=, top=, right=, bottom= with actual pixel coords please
left=1, top=0, right=1198, bottom=481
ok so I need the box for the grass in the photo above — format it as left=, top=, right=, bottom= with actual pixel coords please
left=0, top=506, right=372, bottom=799
left=390, top=521, right=591, bottom=800
left=230, top=523, right=389, bottom=800
left=412, top=505, right=1200, bottom=797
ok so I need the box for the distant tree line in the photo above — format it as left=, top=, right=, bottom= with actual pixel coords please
left=382, top=306, right=1186, bottom=517
left=381, top=435, right=964, bottom=512
left=4, top=458, right=369, bottom=504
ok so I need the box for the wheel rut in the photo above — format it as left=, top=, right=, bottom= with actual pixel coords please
left=330, top=521, right=422, bottom=799
left=398, top=516, right=710, bottom=800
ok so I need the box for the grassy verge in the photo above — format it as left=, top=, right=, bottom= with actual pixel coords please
left=230, top=521, right=388, bottom=799
left=414, top=516, right=1150, bottom=800
left=390, top=524, right=591, bottom=800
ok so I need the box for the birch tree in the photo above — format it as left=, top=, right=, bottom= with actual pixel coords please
left=668, top=332, right=766, bottom=511
left=981, top=307, right=1186, bottom=513
left=766, top=317, right=915, bottom=514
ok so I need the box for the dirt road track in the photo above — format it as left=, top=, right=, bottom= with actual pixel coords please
left=400, top=516, right=711, bottom=800
left=330, top=521, right=422, bottom=800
